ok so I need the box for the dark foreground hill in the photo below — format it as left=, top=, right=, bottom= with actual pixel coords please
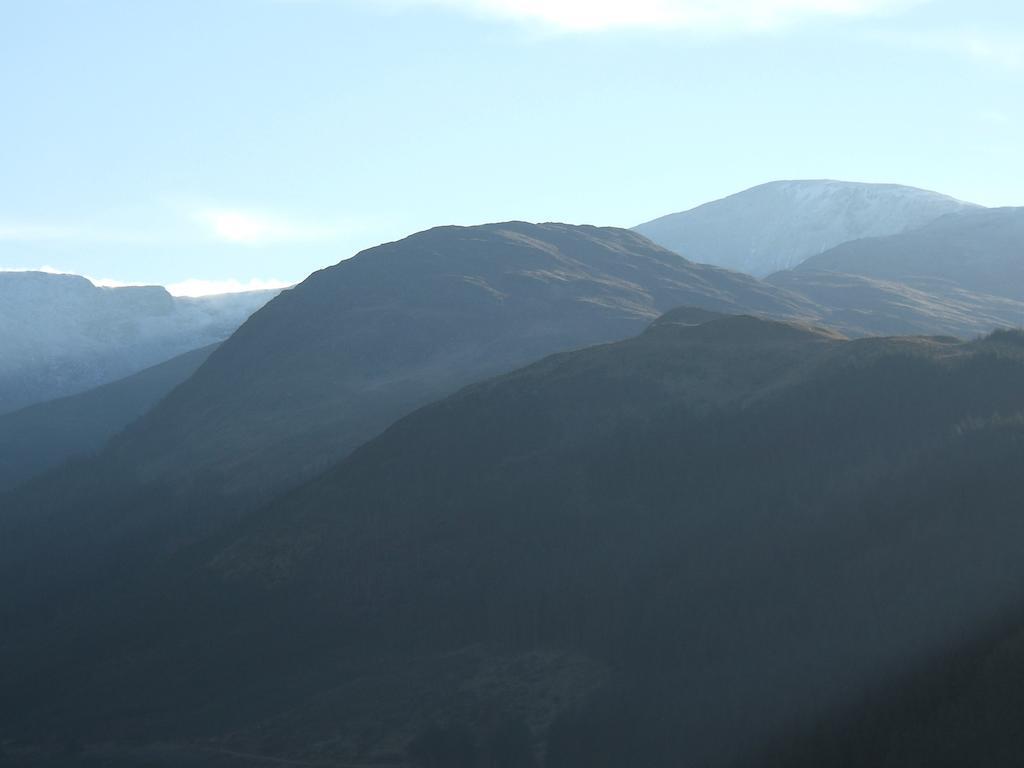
left=0, top=344, right=216, bottom=492
left=754, top=602, right=1024, bottom=768
left=6, top=311, right=1024, bottom=767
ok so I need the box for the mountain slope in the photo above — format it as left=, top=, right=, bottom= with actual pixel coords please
left=0, top=271, right=278, bottom=414
left=767, top=269, right=1024, bottom=337
left=0, top=223, right=815, bottom=631
left=755, top=600, right=1024, bottom=768
left=794, top=206, right=1024, bottom=301
left=0, top=344, right=216, bottom=492
left=8, top=313, right=1024, bottom=767
left=36, top=223, right=815, bottom=497
left=635, top=180, right=977, bottom=276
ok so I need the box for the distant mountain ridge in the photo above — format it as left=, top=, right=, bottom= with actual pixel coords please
left=767, top=269, right=1024, bottom=338
left=635, top=180, right=978, bottom=276
left=793, top=206, right=1024, bottom=301
left=0, top=271, right=279, bottom=414
left=0, top=344, right=216, bottom=492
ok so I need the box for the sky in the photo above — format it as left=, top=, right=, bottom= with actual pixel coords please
left=1, top=0, right=1021, bottom=295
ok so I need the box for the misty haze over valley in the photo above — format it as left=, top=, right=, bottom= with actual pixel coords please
left=2, top=1, right=1024, bottom=766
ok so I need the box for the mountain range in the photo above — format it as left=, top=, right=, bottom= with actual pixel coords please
left=793, top=206, right=1024, bottom=301
left=1, top=182, right=1016, bottom=425
left=2, top=181, right=1024, bottom=767
left=635, top=180, right=977, bottom=276
left=0, top=271, right=278, bottom=415
left=8, top=213, right=1023, bottom=599
left=4, top=223, right=810, bottom=501
left=0, top=223, right=816, bottom=630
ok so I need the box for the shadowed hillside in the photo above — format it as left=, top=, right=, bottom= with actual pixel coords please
left=767, top=269, right=1024, bottom=337
left=0, top=223, right=814, bottom=657
left=116, top=222, right=811, bottom=495
left=5, top=313, right=1024, bottom=767
left=0, top=344, right=216, bottom=492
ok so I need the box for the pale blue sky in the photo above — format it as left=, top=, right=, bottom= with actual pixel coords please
left=1, top=0, right=1021, bottom=293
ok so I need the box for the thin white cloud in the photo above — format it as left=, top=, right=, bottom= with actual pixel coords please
left=2, top=207, right=350, bottom=247
left=381, top=0, right=926, bottom=32
left=955, top=33, right=1024, bottom=71
left=87, top=276, right=138, bottom=288
left=0, top=265, right=140, bottom=288
left=0, top=265, right=74, bottom=276
left=165, top=277, right=293, bottom=297
left=977, top=109, right=1014, bottom=128
left=0, top=266, right=292, bottom=297
left=195, top=208, right=340, bottom=245
left=885, top=28, right=1024, bottom=72
left=0, top=225, right=76, bottom=241
left=0, top=223, right=149, bottom=243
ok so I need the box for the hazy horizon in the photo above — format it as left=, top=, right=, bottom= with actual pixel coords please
left=0, top=175, right=988, bottom=295
left=3, top=0, right=1022, bottom=293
